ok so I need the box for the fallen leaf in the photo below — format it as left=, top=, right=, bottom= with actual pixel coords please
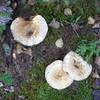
left=27, top=0, right=35, bottom=6
left=49, top=18, right=60, bottom=29
left=92, top=69, right=100, bottom=79
left=92, top=22, right=100, bottom=28
left=95, top=56, right=100, bottom=66
left=16, top=43, right=32, bottom=56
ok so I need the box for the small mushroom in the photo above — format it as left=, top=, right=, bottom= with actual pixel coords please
left=88, top=16, right=95, bottom=25
left=63, top=51, right=92, bottom=81
left=55, top=38, right=63, bottom=48
left=64, top=8, right=72, bottom=16
left=45, top=60, right=73, bottom=90
left=10, top=15, right=48, bottom=46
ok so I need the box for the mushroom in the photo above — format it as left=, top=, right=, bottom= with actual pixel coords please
left=63, top=51, right=92, bottom=81
left=88, top=16, right=95, bottom=25
left=10, top=15, right=48, bottom=46
left=45, top=60, right=73, bottom=90
left=64, top=8, right=72, bottom=16
left=55, top=38, right=64, bottom=48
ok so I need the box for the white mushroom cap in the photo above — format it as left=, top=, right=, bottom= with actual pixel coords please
left=10, top=15, right=48, bottom=46
left=63, top=51, right=92, bottom=81
left=55, top=38, right=64, bottom=48
left=45, top=60, right=73, bottom=90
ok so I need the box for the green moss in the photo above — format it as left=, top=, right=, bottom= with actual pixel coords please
left=0, top=12, right=11, bottom=17
left=65, top=33, right=79, bottom=50
left=79, top=34, right=97, bottom=41
left=20, top=3, right=67, bottom=23
left=19, top=58, right=46, bottom=100
left=19, top=63, right=92, bottom=100
left=44, top=28, right=63, bottom=45
left=3, top=93, right=13, bottom=100
left=0, top=72, right=13, bottom=100
left=37, top=79, right=92, bottom=100
left=32, top=3, right=67, bottom=23
left=0, top=59, right=4, bottom=65
left=18, top=54, right=92, bottom=100
left=19, top=0, right=99, bottom=24
left=69, top=0, right=99, bottom=23
left=76, top=39, right=100, bottom=63
left=0, top=72, right=13, bottom=85
left=69, top=33, right=97, bottom=50
left=0, top=25, right=5, bottom=35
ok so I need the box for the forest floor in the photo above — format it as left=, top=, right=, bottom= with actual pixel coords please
left=0, top=0, right=100, bottom=100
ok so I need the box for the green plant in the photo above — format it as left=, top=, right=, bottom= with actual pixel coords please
left=44, top=28, right=63, bottom=45
left=0, top=25, right=6, bottom=34
left=76, top=39, right=100, bottom=62
left=0, top=72, right=13, bottom=100
left=20, top=77, right=92, bottom=100
left=37, top=78, right=92, bottom=100
left=72, top=0, right=98, bottom=21
left=20, top=0, right=99, bottom=24
left=18, top=53, right=92, bottom=100
left=32, top=3, right=67, bottom=23
left=0, top=72, right=13, bottom=85
left=66, top=0, right=99, bottom=24
left=0, top=12, right=11, bottom=17
left=0, top=11, right=11, bottom=36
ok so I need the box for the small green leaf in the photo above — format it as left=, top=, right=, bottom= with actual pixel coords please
left=76, top=39, right=100, bottom=62
left=0, top=25, right=6, bottom=34
left=0, top=72, right=13, bottom=85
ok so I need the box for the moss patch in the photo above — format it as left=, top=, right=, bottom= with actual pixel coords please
left=0, top=72, right=13, bottom=85
left=19, top=59, right=92, bottom=100
left=44, top=28, right=63, bottom=46
left=37, top=79, right=92, bottom=100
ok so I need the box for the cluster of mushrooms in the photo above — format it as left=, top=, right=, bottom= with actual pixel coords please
left=10, top=15, right=92, bottom=90
left=45, top=51, right=92, bottom=90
